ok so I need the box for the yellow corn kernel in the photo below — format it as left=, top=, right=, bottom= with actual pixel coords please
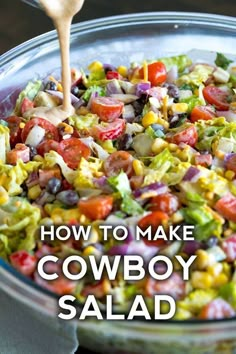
left=83, top=245, right=97, bottom=256
left=178, top=149, right=189, bottom=162
left=213, top=273, right=228, bottom=288
left=57, top=83, right=63, bottom=92
left=117, top=65, right=128, bottom=78
left=171, top=211, right=184, bottom=224
left=205, top=192, right=214, bottom=201
left=225, top=170, right=235, bottom=180
left=207, top=263, right=223, bottom=277
left=162, top=95, right=169, bottom=121
left=195, top=249, right=212, bottom=270
left=142, top=111, right=159, bottom=127
left=151, top=138, right=168, bottom=154
left=215, top=150, right=225, bottom=160
left=28, top=185, right=41, bottom=200
left=0, top=186, right=9, bottom=205
left=222, top=262, right=231, bottom=278
left=171, top=103, right=188, bottom=114
left=191, top=271, right=213, bottom=289
left=224, top=228, right=233, bottom=238
left=58, top=122, right=74, bottom=135
left=168, top=143, right=178, bottom=152
left=77, top=106, right=90, bottom=115
left=133, top=159, right=144, bottom=176
left=19, top=122, right=25, bottom=129
left=142, top=61, right=148, bottom=82
left=88, top=61, right=103, bottom=72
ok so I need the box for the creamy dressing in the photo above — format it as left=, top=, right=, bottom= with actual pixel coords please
left=32, top=0, right=85, bottom=124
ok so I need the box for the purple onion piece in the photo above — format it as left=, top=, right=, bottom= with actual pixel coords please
left=126, top=241, right=158, bottom=261
left=103, top=63, right=116, bottom=72
left=108, top=244, right=129, bottom=256
left=93, top=176, right=113, bottom=193
left=87, top=91, right=98, bottom=110
left=183, top=167, right=200, bottom=182
left=216, top=110, right=236, bottom=122
left=182, top=240, right=202, bottom=255
left=26, top=171, right=39, bottom=188
left=46, top=89, right=83, bottom=107
left=35, top=191, right=55, bottom=206
left=133, top=182, right=168, bottom=199
left=135, top=82, right=151, bottom=97
left=106, top=80, right=123, bottom=95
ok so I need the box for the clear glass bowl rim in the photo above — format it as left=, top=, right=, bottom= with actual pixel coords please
left=0, top=11, right=236, bottom=327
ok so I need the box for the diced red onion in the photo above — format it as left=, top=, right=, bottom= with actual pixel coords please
left=103, top=63, right=116, bottom=72
left=46, top=90, right=84, bottom=108
left=216, top=110, right=236, bottom=122
left=106, top=80, right=123, bottom=95
left=133, top=182, right=168, bottom=199
left=122, top=104, right=135, bottom=120
left=26, top=171, right=39, bottom=188
left=166, top=65, right=178, bottom=83
left=110, top=93, right=139, bottom=104
left=119, top=81, right=136, bottom=94
left=108, top=244, right=129, bottom=256
left=126, top=240, right=158, bottom=261
left=87, top=91, right=98, bottom=110
left=182, top=240, right=202, bottom=255
left=183, top=167, right=201, bottom=182
left=35, top=191, right=55, bottom=206
left=135, top=82, right=151, bottom=97
left=93, top=176, right=113, bottom=193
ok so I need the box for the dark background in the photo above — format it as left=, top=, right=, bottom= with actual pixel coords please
left=0, top=1, right=235, bottom=354
left=0, top=0, right=236, bottom=54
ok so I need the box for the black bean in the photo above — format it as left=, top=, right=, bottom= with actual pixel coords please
left=56, top=190, right=79, bottom=206
left=71, top=86, right=79, bottom=97
left=46, top=178, right=62, bottom=194
left=163, top=83, right=179, bottom=99
left=205, top=236, right=219, bottom=248
left=117, top=133, right=133, bottom=150
left=45, top=80, right=57, bottom=91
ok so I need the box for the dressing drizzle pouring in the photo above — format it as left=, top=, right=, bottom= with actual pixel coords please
left=24, top=0, right=85, bottom=125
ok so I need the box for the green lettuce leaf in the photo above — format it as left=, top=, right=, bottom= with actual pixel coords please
left=177, top=64, right=214, bottom=87
left=158, top=54, right=192, bottom=72
left=14, top=80, right=42, bottom=116
left=0, top=125, right=10, bottom=164
left=83, top=85, right=106, bottom=102
left=43, top=151, right=77, bottom=184
left=68, top=113, right=99, bottom=130
left=215, top=52, right=233, bottom=70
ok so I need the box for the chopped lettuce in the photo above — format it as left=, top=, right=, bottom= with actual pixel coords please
left=43, top=151, right=77, bottom=184
left=158, top=54, right=192, bottom=72
left=0, top=197, right=41, bottom=252
left=177, top=64, right=214, bottom=87
left=82, top=85, right=106, bottom=102
left=0, top=125, right=10, bottom=163
left=14, top=80, right=42, bottom=116
left=108, top=172, right=143, bottom=216
left=68, top=113, right=99, bottom=130
left=179, top=94, right=205, bottom=113
left=0, top=160, right=41, bottom=196
left=178, top=289, right=217, bottom=314
left=74, top=158, right=103, bottom=189
left=215, top=52, right=233, bottom=70
left=219, top=282, right=236, bottom=309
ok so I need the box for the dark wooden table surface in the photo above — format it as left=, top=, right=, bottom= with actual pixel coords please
left=0, top=1, right=235, bottom=354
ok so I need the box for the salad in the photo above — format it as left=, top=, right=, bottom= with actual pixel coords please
left=1, top=51, right=236, bottom=320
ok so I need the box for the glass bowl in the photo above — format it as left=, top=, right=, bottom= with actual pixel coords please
left=0, top=12, right=236, bottom=354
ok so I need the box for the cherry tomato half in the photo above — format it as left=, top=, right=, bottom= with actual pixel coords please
left=91, top=96, right=124, bottom=122
left=37, top=139, right=59, bottom=156
left=145, top=272, right=185, bottom=300
left=79, top=195, right=113, bottom=220
left=221, top=234, right=236, bottom=262
left=139, top=61, right=167, bottom=86
left=203, top=86, right=230, bottom=111
left=4, top=116, right=23, bottom=147
left=21, top=117, right=59, bottom=143
left=190, top=105, right=215, bottom=123
left=57, top=138, right=91, bottom=169
left=137, top=211, right=169, bottom=247
left=215, top=194, right=236, bottom=223
left=21, top=97, right=34, bottom=115
left=149, top=193, right=179, bottom=215
left=90, top=118, right=125, bottom=141
left=166, top=124, right=198, bottom=147
left=104, top=150, right=134, bottom=177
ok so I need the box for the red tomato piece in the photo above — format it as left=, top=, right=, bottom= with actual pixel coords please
left=137, top=211, right=169, bottom=247
left=6, top=143, right=30, bottom=165
left=10, top=250, right=37, bottom=277
left=225, top=154, right=236, bottom=173
left=190, top=105, right=215, bottom=123
left=145, top=273, right=186, bottom=300
left=79, top=195, right=113, bottom=220
left=4, top=116, right=23, bottom=147
left=34, top=271, right=76, bottom=295
left=91, top=96, right=124, bottom=122
left=149, top=193, right=179, bottom=215
left=90, top=118, right=125, bottom=141
left=139, top=61, right=167, bottom=86
left=21, top=97, right=34, bottom=115
left=166, top=124, right=198, bottom=147
left=57, top=138, right=91, bottom=169
left=215, top=194, right=236, bottom=223
left=103, top=150, right=134, bottom=177
left=37, top=139, right=59, bottom=156
left=21, top=117, right=59, bottom=143
left=194, top=154, right=212, bottom=167
left=203, top=86, right=230, bottom=111
left=106, top=71, right=121, bottom=80
left=222, top=234, right=236, bottom=262
left=199, top=298, right=235, bottom=319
